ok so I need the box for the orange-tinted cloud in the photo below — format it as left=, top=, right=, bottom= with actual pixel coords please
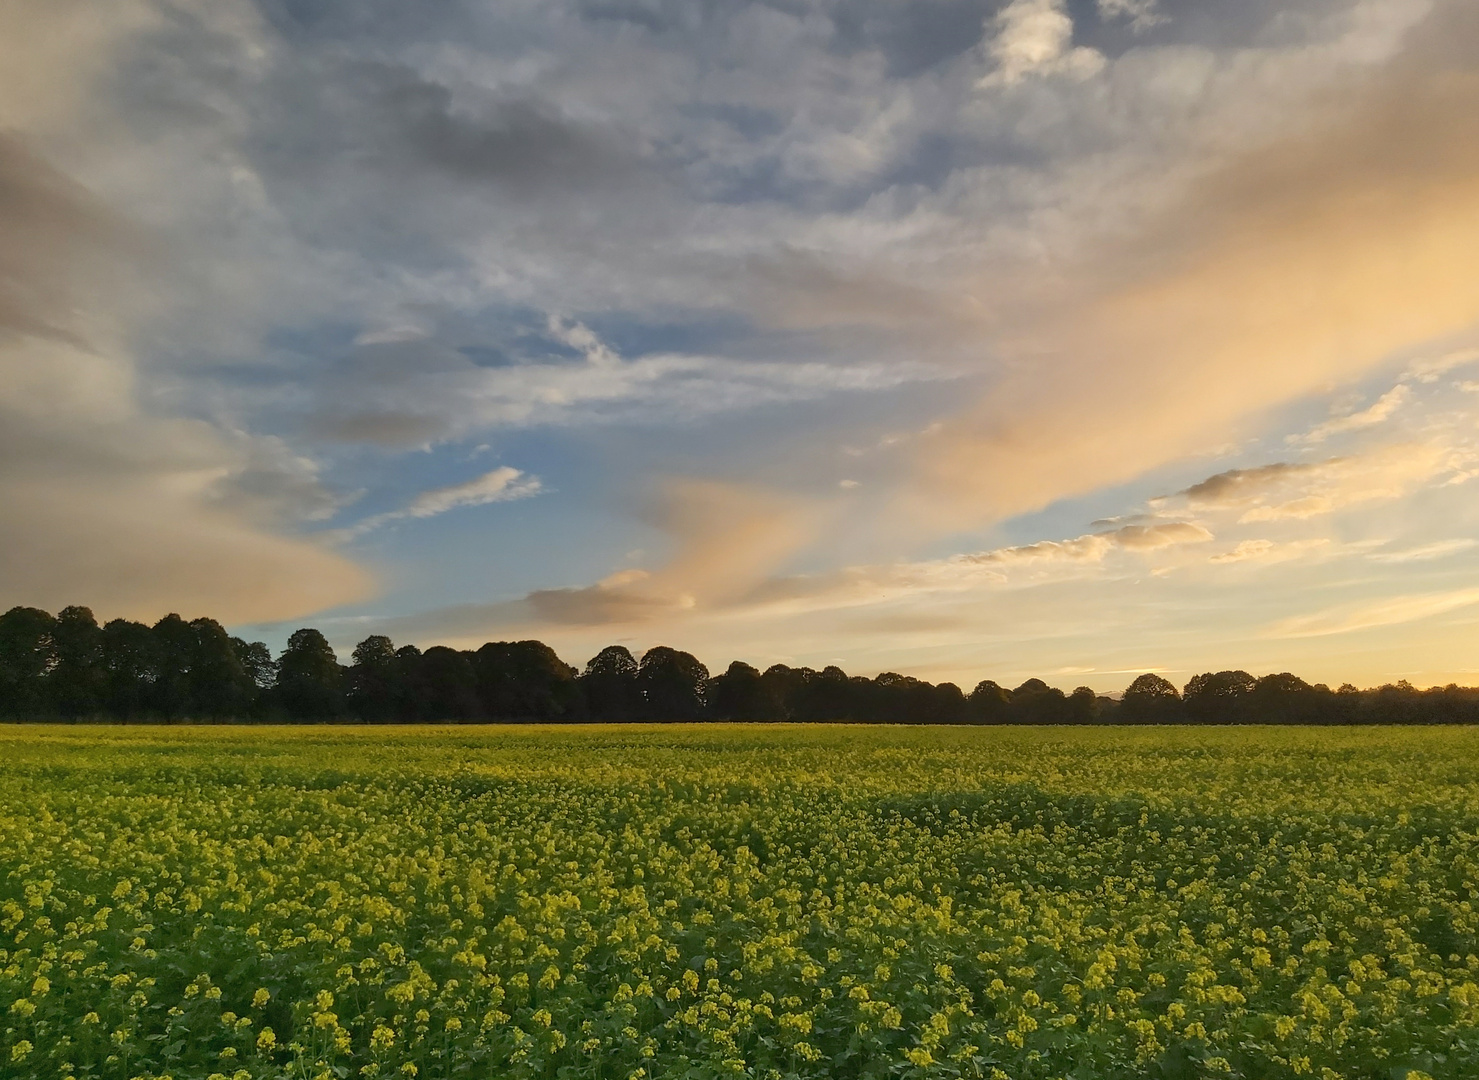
left=915, top=0, right=1479, bottom=528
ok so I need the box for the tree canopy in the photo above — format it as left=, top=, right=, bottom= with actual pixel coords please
left=3, top=604, right=1478, bottom=725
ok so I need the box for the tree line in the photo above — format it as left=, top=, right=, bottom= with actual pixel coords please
left=2, top=604, right=1477, bottom=724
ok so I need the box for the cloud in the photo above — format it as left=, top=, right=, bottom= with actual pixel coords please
left=311, top=325, right=950, bottom=447
left=0, top=132, right=374, bottom=623
left=1175, top=462, right=1321, bottom=508
left=1160, top=443, right=1466, bottom=524
left=406, top=467, right=542, bottom=517
left=1208, top=538, right=1329, bottom=564
left=1209, top=538, right=1273, bottom=563
left=1095, top=0, right=1163, bottom=32
left=1266, top=587, right=1479, bottom=639
left=965, top=521, right=1212, bottom=566
left=1406, top=347, right=1479, bottom=383
left=380, top=478, right=828, bottom=638
left=980, top=0, right=1105, bottom=87
left=915, top=0, right=1479, bottom=531
left=1368, top=538, right=1478, bottom=564
left=382, top=510, right=1217, bottom=648
left=11, top=0, right=1479, bottom=686
left=333, top=466, right=542, bottom=539
left=1294, top=384, right=1411, bottom=444
left=1239, top=445, right=1461, bottom=522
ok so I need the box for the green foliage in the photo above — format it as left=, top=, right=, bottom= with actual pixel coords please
left=2, top=725, right=1478, bottom=1080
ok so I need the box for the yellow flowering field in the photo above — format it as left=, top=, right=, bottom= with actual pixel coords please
left=1, top=725, right=1476, bottom=1080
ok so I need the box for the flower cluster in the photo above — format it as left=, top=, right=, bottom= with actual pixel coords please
left=1, top=723, right=1476, bottom=1079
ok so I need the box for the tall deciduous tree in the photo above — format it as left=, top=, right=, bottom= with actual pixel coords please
left=100, top=619, right=158, bottom=719
left=420, top=646, right=483, bottom=722
left=1121, top=673, right=1183, bottom=724
left=637, top=646, right=709, bottom=721
left=580, top=645, right=641, bottom=722
left=347, top=635, right=401, bottom=723
left=0, top=607, right=56, bottom=718
left=474, top=641, right=583, bottom=722
left=1183, top=670, right=1256, bottom=724
left=51, top=605, right=104, bottom=719
left=709, top=661, right=783, bottom=721
left=273, top=628, right=346, bottom=720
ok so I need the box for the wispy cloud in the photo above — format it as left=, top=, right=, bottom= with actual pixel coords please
left=1266, top=587, right=1479, bottom=639
left=1158, top=444, right=1467, bottom=525
left=965, top=522, right=1212, bottom=567
left=1209, top=538, right=1330, bottom=564
left=1368, top=538, right=1479, bottom=564
left=314, top=329, right=951, bottom=447
left=334, top=467, right=541, bottom=539
left=1293, top=385, right=1411, bottom=445
left=1406, top=347, right=1479, bottom=383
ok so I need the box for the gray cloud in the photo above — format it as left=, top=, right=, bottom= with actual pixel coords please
left=0, top=95, right=372, bottom=622
left=250, top=59, right=647, bottom=201
left=0, top=134, right=135, bottom=343
left=1176, top=462, right=1320, bottom=507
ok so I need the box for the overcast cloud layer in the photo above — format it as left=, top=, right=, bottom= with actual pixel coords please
left=3, top=0, right=1479, bottom=688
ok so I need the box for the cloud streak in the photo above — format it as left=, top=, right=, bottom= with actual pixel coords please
left=334, top=467, right=542, bottom=539
left=1295, top=385, right=1411, bottom=445
left=1267, top=588, right=1479, bottom=640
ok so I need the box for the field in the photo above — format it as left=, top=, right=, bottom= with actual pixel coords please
left=1, top=726, right=1477, bottom=1080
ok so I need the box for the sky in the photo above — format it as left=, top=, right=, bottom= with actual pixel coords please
left=4, top=0, right=1479, bottom=692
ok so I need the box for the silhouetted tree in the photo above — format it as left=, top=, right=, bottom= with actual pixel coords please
left=1183, top=670, right=1256, bottom=724
left=637, top=646, right=709, bottom=721
left=474, top=641, right=583, bottom=722
left=347, top=635, right=401, bottom=723
left=16, top=599, right=1479, bottom=727
left=419, top=646, right=483, bottom=721
left=1010, top=679, right=1070, bottom=724
left=1121, top=673, right=1183, bottom=724
left=0, top=606, right=56, bottom=718
left=272, top=628, right=345, bottom=720
left=758, top=665, right=807, bottom=721
left=928, top=682, right=970, bottom=724
left=100, top=619, right=158, bottom=719
left=188, top=617, right=256, bottom=718
left=967, top=680, right=1012, bottom=724
left=709, top=661, right=784, bottom=721
left=50, top=606, right=104, bottom=718
left=580, top=646, right=642, bottom=721
left=800, top=666, right=852, bottom=722
left=1249, top=672, right=1325, bottom=725
left=233, top=638, right=275, bottom=692
left=1067, top=686, right=1100, bottom=724
left=150, top=614, right=203, bottom=719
